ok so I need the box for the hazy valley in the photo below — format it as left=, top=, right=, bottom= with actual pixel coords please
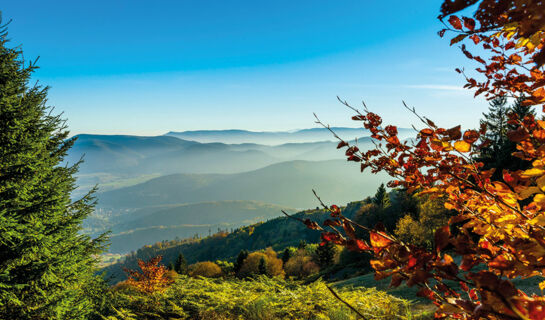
left=68, top=128, right=408, bottom=253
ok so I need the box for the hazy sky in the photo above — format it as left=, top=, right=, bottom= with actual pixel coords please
left=2, top=1, right=489, bottom=136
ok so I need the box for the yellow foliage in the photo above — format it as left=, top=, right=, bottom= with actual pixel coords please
left=189, top=261, right=223, bottom=278
left=238, top=248, right=284, bottom=278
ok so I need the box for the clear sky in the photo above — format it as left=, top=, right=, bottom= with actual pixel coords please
left=2, top=1, right=489, bottom=136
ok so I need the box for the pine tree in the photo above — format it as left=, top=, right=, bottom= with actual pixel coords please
left=479, top=95, right=533, bottom=180
left=509, top=94, right=536, bottom=129
left=258, top=257, right=267, bottom=275
left=281, top=248, right=292, bottom=264
left=315, top=241, right=336, bottom=268
left=372, top=183, right=390, bottom=208
left=0, top=20, right=106, bottom=319
left=174, top=252, right=188, bottom=275
left=233, top=249, right=248, bottom=275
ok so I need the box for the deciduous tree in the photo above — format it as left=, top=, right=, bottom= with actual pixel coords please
left=290, top=1, right=545, bottom=318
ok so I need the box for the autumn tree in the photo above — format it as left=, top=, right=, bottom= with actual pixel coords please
left=284, top=250, right=320, bottom=279
left=287, top=1, right=545, bottom=319
left=0, top=19, right=106, bottom=319
left=124, top=256, right=173, bottom=294
left=188, top=261, right=223, bottom=278
left=237, top=248, right=284, bottom=278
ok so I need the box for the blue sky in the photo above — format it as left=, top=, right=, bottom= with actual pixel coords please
left=2, top=1, right=488, bottom=136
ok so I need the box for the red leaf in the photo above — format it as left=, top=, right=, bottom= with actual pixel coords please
left=303, top=219, right=320, bottom=230
left=448, top=15, right=463, bottom=30
left=507, top=127, right=530, bottom=142
left=463, top=17, right=475, bottom=31
left=336, top=141, right=349, bottom=149
left=434, top=226, right=450, bottom=253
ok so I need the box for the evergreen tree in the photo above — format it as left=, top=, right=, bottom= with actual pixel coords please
left=174, top=253, right=188, bottom=275
left=281, top=248, right=292, bottom=264
left=509, top=94, right=536, bottom=129
left=233, top=249, right=248, bottom=275
left=315, top=241, right=336, bottom=268
left=258, top=257, right=267, bottom=275
left=0, top=21, right=106, bottom=319
left=372, top=183, right=390, bottom=208
left=479, top=95, right=533, bottom=180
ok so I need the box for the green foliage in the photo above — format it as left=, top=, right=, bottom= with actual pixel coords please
left=372, top=183, right=390, bottom=208
left=258, top=257, right=267, bottom=275
left=281, top=247, right=292, bottom=264
left=103, top=203, right=367, bottom=283
left=394, top=196, right=453, bottom=249
left=478, top=95, right=534, bottom=181
left=215, top=260, right=234, bottom=275
left=174, top=253, right=188, bottom=275
left=233, top=249, right=249, bottom=275
left=315, top=241, right=337, bottom=268
left=102, top=276, right=423, bottom=320
left=0, top=21, right=106, bottom=319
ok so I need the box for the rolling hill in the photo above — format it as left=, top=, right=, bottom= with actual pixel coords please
left=96, top=159, right=388, bottom=210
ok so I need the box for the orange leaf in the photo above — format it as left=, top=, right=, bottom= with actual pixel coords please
left=463, top=130, right=479, bottom=144
left=454, top=140, right=471, bottom=152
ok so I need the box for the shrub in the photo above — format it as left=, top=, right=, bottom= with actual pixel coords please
left=189, top=261, right=223, bottom=278
left=238, top=248, right=284, bottom=278
left=284, top=249, right=320, bottom=279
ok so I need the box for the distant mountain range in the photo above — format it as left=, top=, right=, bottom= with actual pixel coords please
left=66, top=128, right=408, bottom=254
left=164, top=127, right=376, bottom=145
left=165, top=127, right=413, bottom=145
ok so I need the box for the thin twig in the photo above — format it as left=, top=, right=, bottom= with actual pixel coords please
left=326, top=285, right=368, bottom=319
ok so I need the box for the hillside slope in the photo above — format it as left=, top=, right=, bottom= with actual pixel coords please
left=103, top=200, right=366, bottom=282
left=104, top=200, right=294, bottom=253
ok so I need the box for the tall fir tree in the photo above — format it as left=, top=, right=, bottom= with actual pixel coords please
left=233, top=249, right=248, bottom=276
left=478, top=95, right=533, bottom=180
left=509, top=94, right=536, bottom=130
left=258, top=257, right=267, bottom=275
left=0, top=20, right=106, bottom=319
left=174, top=252, right=188, bottom=275
left=372, top=183, right=390, bottom=208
